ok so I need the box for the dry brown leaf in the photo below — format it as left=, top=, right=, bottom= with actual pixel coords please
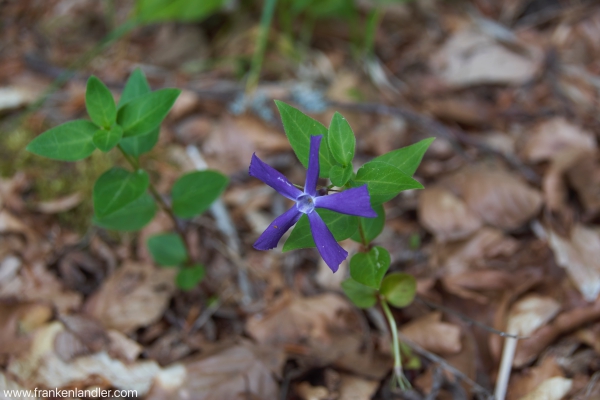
left=507, top=295, right=561, bottom=337
left=547, top=224, right=600, bottom=302
left=430, top=28, right=542, bottom=87
left=0, top=301, right=52, bottom=356
left=452, top=167, right=543, bottom=231
left=418, top=186, right=482, bottom=242
left=400, top=312, right=462, bottom=355
left=338, top=374, right=379, bottom=400
left=32, top=192, right=82, bottom=214
left=566, top=153, right=600, bottom=217
left=295, top=382, right=330, bottom=400
left=518, top=377, right=572, bottom=400
left=148, top=341, right=283, bottom=400
left=7, top=321, right=169, bottom=394
left=443, top=270, right=521, bottom=303
left=84, top=262, right=176, bottom=334
left=509, top=356, right=564, bottom=400
left=520, top=118, right=596, bottom=163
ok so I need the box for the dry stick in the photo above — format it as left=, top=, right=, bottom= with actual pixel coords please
left=495, top=332, right=518, bottom=400
left=396, top=332, right=495, bottom=400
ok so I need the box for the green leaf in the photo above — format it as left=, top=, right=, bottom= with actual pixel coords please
left=350, top=246, right=390, bottom=289
left=341, top=278, right=377, bottom=309
left=329, top=164, right=352, bottom=187
left=86, top=76, right=116, bottom=128
left=26, top=120, right=98, bottom=161
left=117, top=89, right=181, bottom=137
left=136, top=0, right=224, bottom=23
left=351, top=203, right=385, bottom=244
left=171, top=170, right=229, bottom=218
left=353, top=161, right=423, bottom=205
left=283, top=208, right=358, bottom=251
left=118, top=68, right=151, bottom=108
left=274, top=100, right=336, bottom=178
left=94, top=192, right=156, bottom=231
left=380, top=273, right=416, bottom=308
left=328, top=112, right=355, bottom=166
left=372, top=138, right=435, bottom=177
left=120, top=127, right=160, bottom=156
left=93, top=167, right=150, bottom=218
left=147, top=233, right=188, bottom=267
left=93, top=125, right=123, bottom=152
left=176, top=265, right=205, bottom=291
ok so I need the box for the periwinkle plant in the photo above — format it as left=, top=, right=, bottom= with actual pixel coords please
left=26, top=69, right=228, bottom=291
left=251, top=101, right=433, bottom=387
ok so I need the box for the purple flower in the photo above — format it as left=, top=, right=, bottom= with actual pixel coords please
left=249, top=135, right=376, bottom=272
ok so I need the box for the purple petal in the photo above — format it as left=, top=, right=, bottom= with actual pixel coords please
left=254, top=207, right=302, bottom=250
left=307, top=211, right=348, bottom=272
left=314, top=185, right=377, bottom=217
left=249, top=153, right=302, bottom=200
left=304, top=135, right=322, bottom=196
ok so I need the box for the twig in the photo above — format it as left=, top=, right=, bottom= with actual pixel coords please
left=396, top=331, right=495, bottom=400
left=494, top=333, right=517, bottom=400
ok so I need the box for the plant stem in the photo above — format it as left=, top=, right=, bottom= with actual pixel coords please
left=116, top=145, right=194, bottom=265
left=363, top=6, right=382, bottom=60
left=380, top=297, right=410, bottom=390
left=245, top=0, right=278, bottom=94
left=358, top=221, right=368, bottom=247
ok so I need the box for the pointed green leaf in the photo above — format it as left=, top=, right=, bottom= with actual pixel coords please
left=329, top=164, right=352, bottom=187
left=86, top=76, right=117, bottom=128
left=171, top=170, right=229, bottom=218
left=26, top=120, right=98, bottom=161
left=94, top=192, right=156, bottom=231
left=372, top=138, right=435, bottom=177
left=118, top=68, right=151, bottom=108
left=353, top=161, right=423, bottom=205
left=350, top=246, right=390, bottom=289
left=176, top=264, right=205, bottom=291
left=328, top=112, right=355, bottom=166
left=351, top=204, right=385, bottom=244
left=274, top=100, right=336, bottom=178
left=117, top=88, right=181, bottom=137
left=120, top=127, right=160, bottom=156
left=380, top=273, right=416, bottom=308
left=93, top=167, right=150, bottom=218
left=93, top=125, right=123, bottom=152
left=147, top=233, right=188, bottom=267
left=341, top=278, right=377, bottom=309
left=283, top=208, right=357, bottom=252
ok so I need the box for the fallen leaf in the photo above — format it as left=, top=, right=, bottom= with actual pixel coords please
left=508, top=356, right=564, bottom=400
left=519, top=377, right=572, bottom=400
left=566, top=153, right=600, bottom=217
left=547, top=224, right=600, bottom=301
left=337, top=373, right=379, bottom=400
left=84, top=262, right=176, bottom=334
left=0, top=86, right=38, bottom=111
left=418, top=186, right=482, bottom=242
left=400, top=312, right=462, bottom=355
left=295, top=382, right=330, bottom=400
left=430, top=27, right=542, bottom=87
left=507, top=295, right=561, bottom=337
left=32, top=192, right=82, bottom=214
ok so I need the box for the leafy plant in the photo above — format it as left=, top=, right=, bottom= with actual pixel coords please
left=27, top=70, right=228, bottom=291
left=250, top=101, right=432, bottom=388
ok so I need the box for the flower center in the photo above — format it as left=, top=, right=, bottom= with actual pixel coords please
left=296, top=194, right=315, bottom=214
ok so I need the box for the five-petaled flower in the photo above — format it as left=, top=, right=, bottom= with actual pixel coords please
left=249, top=135, right=376, bottom=272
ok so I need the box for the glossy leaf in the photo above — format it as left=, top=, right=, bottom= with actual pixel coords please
left=349, top=246, right=390, bottom=289
left=147, top=233, right=188, bottom=267
left=117, top=88, right=180, bottom=137
left=351, top=203, right=385, bottom=244
left=94, top=192, right=156, bottom=231
left=86, top=76, right=116, bottom=128
left=274, top=100, right=336, bottom=178
left=118, top=68, right=151, bottom=108
left=328, top=112, right=355, bottom=166
left=120, top=127, right=160, bottom=156
left=93, top=125, right=123, bottom=152
left=171, top=170, right=229, bottom=218
left=26, top=120, right=98, bottom=161
left=341, top=278, right=377, bottom=309
left=353, top=161, right=422, bottom=205
left=372, top=138, right=435, bottom=177
left=283, top=208, right=358, bottom=251
left=380, top=273, right=417, bottom=308
left=329, top=164, right=352, bottom=187
left=93, top=167, right=149, bottom=218
left=176, top=264, right=206, bottom=291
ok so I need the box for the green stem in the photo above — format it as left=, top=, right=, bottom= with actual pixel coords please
left=363, top=6, right=382, bottom=60
left=245, top=0, right=278, bottom=94
left=116, top=145, right=193, bottom=266
left=380, top=298, right=410, bottom=390
left=358, top=221, right=368, bottom=247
